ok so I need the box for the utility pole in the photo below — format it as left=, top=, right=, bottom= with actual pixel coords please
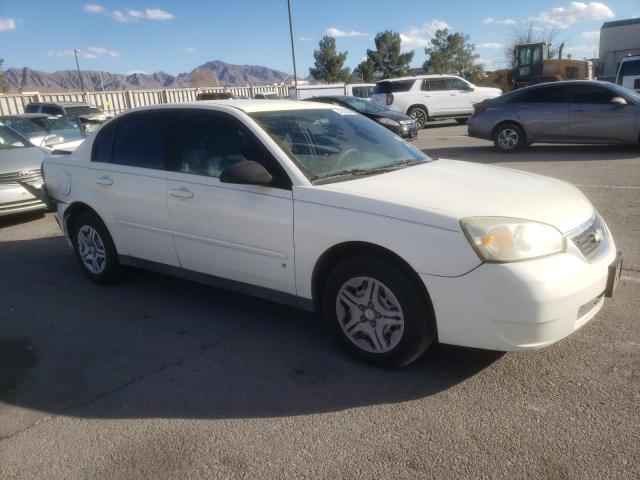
left=98, top=71, right=105, bottom=92
left=74, top=49, right=86, bottom=93
left=287, top=0, right=298, bottom=89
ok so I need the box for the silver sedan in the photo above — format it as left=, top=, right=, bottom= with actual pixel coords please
left=468, top=80, right=640, bottom=152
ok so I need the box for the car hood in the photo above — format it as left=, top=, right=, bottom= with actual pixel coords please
left=369, top=110, right=413, bottom=122
left=474, top=86, right=502, bottom=96
left=297, top=159, right=593, bottom=234
left=0, top=146, right=46, bottom=174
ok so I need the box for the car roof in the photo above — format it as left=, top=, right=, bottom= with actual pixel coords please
left=377, top=74, right=460, bottom=83
left=1, top=113, right=58, bottom=119
left=28, top=101, right=91, bottom=107
left=133, top=99, right=338, bottom=114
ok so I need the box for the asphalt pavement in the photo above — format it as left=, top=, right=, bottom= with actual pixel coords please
left=1, top=122, right=638, bottom=479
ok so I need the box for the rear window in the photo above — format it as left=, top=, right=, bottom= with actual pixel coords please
left=373, top=80, right=414, bottom=94
left=91, top=120, right=117, bottom=163
left=111, top=111, right=177, bottom=169
left=619, top=60, right=640, bottom=77
left=65, top=105, right=101, bottom=116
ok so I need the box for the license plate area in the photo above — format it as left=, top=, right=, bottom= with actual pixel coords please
left=605, top=252, right=623, bottom=297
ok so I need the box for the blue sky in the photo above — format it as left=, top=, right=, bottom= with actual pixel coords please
left=1, top=0, right=639, bottom=77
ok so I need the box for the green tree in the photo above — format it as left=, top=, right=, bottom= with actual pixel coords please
left=423, top=29, right=481, bottom=75
left=309, top=36, right=350, bottom=83
left=0, top=59, right=8, bottom=93
left=353, top=58, right=376, bottom=82
left=365, top=31, right=414, bottom=78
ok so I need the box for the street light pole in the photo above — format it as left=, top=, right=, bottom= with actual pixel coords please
left=287, top=0, right=298, bottom=89
left=74, top=49, right=86, bottom=94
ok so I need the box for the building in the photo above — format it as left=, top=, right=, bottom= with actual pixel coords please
left=599, top=18, right=640, bottom=76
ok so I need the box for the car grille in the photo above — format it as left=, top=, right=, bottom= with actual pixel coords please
left=0, top=168, right=42, bottom=185
left=569, top=214, right=606, bottom=261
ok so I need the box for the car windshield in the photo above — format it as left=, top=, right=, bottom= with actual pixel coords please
left=8, top=116, right=85, bottom=147
left=0, top=125, right=31, bottom=149
left=342, top=98, right=389, bottom=114
left=65, top=105, right=102, bottom=116
left=251, top=108, right=430, bottom=183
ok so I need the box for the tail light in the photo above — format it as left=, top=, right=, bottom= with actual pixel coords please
left=473, top=105, right=486, bottom=115
left=386, top=93, right=394, bottom=105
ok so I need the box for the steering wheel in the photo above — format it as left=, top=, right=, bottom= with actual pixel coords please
left=335, top=148, right=361, bottom=169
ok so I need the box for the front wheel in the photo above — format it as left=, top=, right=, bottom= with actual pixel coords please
left=408, top=106, right=428, bottom=129
left=71, top=213, right=122, bottom=284
left=493, top=123, right=526, bottom=153
left=455, top=118, right=468, bottom=125
left=322, top=255, right=435, bottom=368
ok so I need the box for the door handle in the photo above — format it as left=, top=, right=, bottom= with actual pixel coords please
left=95, top=175, right=113, bottom=186
left=169, top=187, right=194, bottom=199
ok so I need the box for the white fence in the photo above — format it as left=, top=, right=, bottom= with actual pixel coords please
left=0, top=85, right=291, bottom=116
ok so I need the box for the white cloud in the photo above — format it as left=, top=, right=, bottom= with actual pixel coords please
left=111, top=10, right=129, bottom=22
left=145, top=9, right=174, bottom=21
left=184, top=47, right=197, bottom=53
left=325, top=27, right=367, bottom=38
left=85, top=5, right=174, bottom=22
left=581, top=30, right=600, bottom=39
left=300, top=36, right=313, bottom=42
left=482, top=17, right=516, bottom=25
left=400, top=19, right=450, bottom=51
left=84, top=3, right=105, bottom=14
left=0, top=17, right=16, bottom=32
left=531, top=2, right=614, bottom=29
left=128, top=10, right=144, bottom=19
left=478, top=42, right=504, bottom=49
left=48, top=47, right=120, bottom=59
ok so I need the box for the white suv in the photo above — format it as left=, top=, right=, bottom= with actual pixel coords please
left=371, top=75, right=502, bottom=128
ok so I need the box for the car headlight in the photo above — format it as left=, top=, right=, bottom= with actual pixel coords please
left=378, top=117, right=400, bottom=127
left=460, top=217, right=566, bottom=262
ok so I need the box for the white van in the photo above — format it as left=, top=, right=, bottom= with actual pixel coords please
left=289, top=83, right=375, bottom=100
left=617, top=55, right=640, bottom=92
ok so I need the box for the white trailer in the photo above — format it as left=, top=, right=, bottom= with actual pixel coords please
left=288, top=83, right=375, bottom=100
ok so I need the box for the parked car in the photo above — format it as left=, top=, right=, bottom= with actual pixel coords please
left=24, top=101, right=112, bottom=134
left=254, top=93, right=286, bottom=100
left=0, top=114, right=85, bottom=152
left=289, top=83, right=376, bottom=100
left=42, top=100, right=621, bottom=367
left=196, top=92, right=234, bottom=100
left=370, top=75, right=502, bottom=128
left=304, top=95, right=417, bottom=139
left=468, top=80, right=640, bottom=152
left=616, top=55, right=640, bottom=92
left=0, top=123, right=47, bottom=217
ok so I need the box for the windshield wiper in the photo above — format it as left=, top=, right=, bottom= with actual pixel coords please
left=311, top=160, right=421, bottom=182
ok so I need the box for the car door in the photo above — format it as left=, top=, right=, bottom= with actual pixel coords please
left=89, top=110, right=180, bottom=266
left=444, top=77, right=475, bottom=114
left=166, top=109, right=296, bottom=294
left=421, top=79, right=451, bottom=115
left=511, top=84, right=570, bottom=142
left=567, top=84, right=639, bottom=143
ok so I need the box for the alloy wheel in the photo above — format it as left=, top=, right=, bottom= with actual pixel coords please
left=497, top=128, right=519, bottom=150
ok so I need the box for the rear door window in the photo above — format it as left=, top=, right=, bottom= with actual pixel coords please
left=42, top=106, right=64, bottom=116
left=111, top=110, right=177, bottom=169
left=91, top=120, right=117, bottom=163
left=24, top=104, right=40, bottom=113
left=511, top=85, right=569, bottom=103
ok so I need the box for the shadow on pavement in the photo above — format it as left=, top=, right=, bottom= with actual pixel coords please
left=0, top=236, right=502, bottom=421
left=0, top=211, right=46, bottom=230
left=423, top=144, right=640, bottom=163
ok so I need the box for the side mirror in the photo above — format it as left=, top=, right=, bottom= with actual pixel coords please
left=610, top=96, right=628, bottom=106
left=465, top=84, right=476, bottom=91
left=220, top=160, right=273, bottom=186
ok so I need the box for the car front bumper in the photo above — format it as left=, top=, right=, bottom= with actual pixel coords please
left=421, top=238, right=618, bottom=352
left=0, top=185, right=46, bottom=217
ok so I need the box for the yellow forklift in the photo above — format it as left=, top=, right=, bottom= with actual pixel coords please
left=474, top=42, right=593, bottom=91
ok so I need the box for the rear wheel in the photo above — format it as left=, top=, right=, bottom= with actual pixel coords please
left=408, top=106, right=428, bottom=129
left=455, top=118, right=468, bottom=125
left=71, top=213, right=122, bottom=284
left=322, top=255, right=435, bottom=368
left=493, top=123, right=526, bottom=153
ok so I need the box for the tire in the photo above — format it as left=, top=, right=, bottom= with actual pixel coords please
left=71, top=213, right=122, bottom=284
left=322, top=255, right=436, bottom=368
left=455, top=118, right=468, bottom=125
left=408, top=106, right=428, bottom=129
left=493, top=123, right=527, bottom=153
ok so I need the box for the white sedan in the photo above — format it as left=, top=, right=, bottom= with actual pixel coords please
left=41, top=100, right=622, bottom=367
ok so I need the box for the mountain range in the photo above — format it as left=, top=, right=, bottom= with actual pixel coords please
left=3, top=60, right=293, bottom=93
